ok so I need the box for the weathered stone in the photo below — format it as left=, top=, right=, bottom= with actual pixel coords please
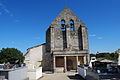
left=45, top=7, right=89, bottom=72
left=25, top=7, right=89, bottom=73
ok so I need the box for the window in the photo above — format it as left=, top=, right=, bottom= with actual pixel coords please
left=61, top=20, right=66, bottom=31
left=70, top=20, right=74, bottom=31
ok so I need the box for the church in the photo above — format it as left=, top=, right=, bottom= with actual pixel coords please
left=24, top=7, right=89, bottom=73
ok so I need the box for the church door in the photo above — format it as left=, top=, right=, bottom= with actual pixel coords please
left=67, top=59, right=73, bottom=71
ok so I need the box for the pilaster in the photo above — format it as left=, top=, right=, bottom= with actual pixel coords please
left=53, top=56, right=56, bottom=72
left=76, top=56, right=78, bottom=72
left=84, top=56, right=86, bottom=64
left=81, top=26, right=88, bottom=50
left=50, top=27, right=54, bottom=51
left=66, top=24, right=70, bottom=49
left=64, top=56, right=67, bottom=72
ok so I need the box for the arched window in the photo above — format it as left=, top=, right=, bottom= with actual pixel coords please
left=70, top=20, right=74, bottom=31
left=61, top=20, right=66, bottom=31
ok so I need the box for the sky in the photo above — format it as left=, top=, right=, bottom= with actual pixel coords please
left=0, top=0, right=120, bottom=54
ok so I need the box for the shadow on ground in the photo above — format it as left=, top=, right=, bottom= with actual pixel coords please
left=43, top=71, right=53, bottom=74
left=67, top=74, right=85, bottom=80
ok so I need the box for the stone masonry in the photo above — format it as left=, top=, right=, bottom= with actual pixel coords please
left=44, top=7, right=89, bottom=72
left=25, top=7, right=89, bottom=72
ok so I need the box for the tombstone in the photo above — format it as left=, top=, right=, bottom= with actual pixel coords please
left=89, top=57, right=96, bottom=68
left=118, top=53, right=120, bottom=65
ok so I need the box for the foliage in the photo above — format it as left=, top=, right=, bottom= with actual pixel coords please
left=0, top=48, right=24, bottom=64
left=115, top=49, right=120, bottom=53
left=90, top=52, right=118, bottom=61
left=90, top=53, right=96, bottom=57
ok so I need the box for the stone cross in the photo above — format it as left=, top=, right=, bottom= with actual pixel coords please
left=65, top=0, right=69, bottom=8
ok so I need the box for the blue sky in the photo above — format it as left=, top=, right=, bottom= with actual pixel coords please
left=0, top=0, right=120, bottom=54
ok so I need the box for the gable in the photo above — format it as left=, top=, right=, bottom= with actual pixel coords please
left=50, top=7, right=85, bottom=28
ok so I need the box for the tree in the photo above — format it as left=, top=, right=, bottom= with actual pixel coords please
left=115, top=49, right=120, bottom=53
left=110, top=53, right=118, bottom=61
left=90, top=53, right=96, bottom=58
left=91, top=52, right=118, bottom=61
left=0, top=48, right=24, bottom=64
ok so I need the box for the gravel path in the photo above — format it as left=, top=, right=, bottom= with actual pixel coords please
left=39, top=72, right=85, bottom=80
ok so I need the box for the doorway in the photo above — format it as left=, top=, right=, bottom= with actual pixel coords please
left=67, top=56, right=77, bottom=71
left=67, top=59, right=73, bottom=71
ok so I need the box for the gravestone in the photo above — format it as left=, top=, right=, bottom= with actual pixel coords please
left=118, top=49, right=120, bottom=65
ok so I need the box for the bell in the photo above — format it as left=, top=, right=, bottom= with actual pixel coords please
left=61, top=26, right=64, bottom=29
left=61, top=24, right=65, bottom=27
left=70, top=23, right=73, bottom=26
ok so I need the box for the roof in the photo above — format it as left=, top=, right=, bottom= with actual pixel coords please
left=100, top=59, right=114, bottom=63
left=27, top=43, right=46, bottom=50
left=24, top=43, right=46, bottom=56
left=96, top=58, right=114, bottom=63
left=96, top=58, right=105, bottom=61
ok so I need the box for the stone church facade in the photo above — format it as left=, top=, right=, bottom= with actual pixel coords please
left=24, top=7, right=89, bottom=73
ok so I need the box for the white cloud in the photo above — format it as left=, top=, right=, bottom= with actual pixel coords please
left=14, top=19, right=20, bottom=22
left=89, top=34, right=96, bottom=37
left=4, top=8, right=10, bottom=13
left=0, top=2, right=13, bottom=16
left=0, top=2, right=20, bottom=22
left=11, top=41, right=15, bottom=44
left=10, top=14, right=13, bottom=17
left=89, top=34, right=103, bottom=40
left=97, top=37, right=103, bottom=40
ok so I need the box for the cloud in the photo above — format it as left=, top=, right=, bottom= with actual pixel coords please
left=89, top=34, right=96, bottom=37
left=0, top=2, right=13, bottom=16
left=0, top=2, right=20, bottom=22
left=4, top=8, right=10, bottom=13
left=14, top=19, right=20, bottom=22
left=89, top=34, right=103, bottom=40
left=0, top=12, right=2, bottom=15
left=11, top=41, right=16, bottom=45
left=34, top=37, right=40, bottom=39
left=97, top=37, right=103, bottom=40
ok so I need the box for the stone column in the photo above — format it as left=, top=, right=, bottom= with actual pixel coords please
left=64, top=56, right=67, bottom=72
left=87, top=54, right=90, bottom=64
left=76, top=56, right=78, bottom=66
left=84, top=56, right=86, bottom=64
left=76, top=56, right=78, bottom=72
left=53, top=56, right=56, bottom=72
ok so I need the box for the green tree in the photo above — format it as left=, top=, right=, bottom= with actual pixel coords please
left=115, top=49, right=120, bottom=53
left=0, top=48, right=24, bottom=64
left=110, top=53, right=118, bottom=61
left=95, top=52, right=118, bottom=61
left=90, top=54, right=96, bottom=58
left=96, top=53, right=110, bottom=59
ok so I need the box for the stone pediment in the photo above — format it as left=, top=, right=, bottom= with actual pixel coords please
left=50, top=7, right=85, bottom=28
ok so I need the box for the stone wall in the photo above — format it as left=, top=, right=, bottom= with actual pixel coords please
left=25, top=7, right=89, bottom=72
left=28, top=67, right=42, bottom=80
left=24, top=44, right=44, bottom=70
left=46, top=28, right=51, bottom=52
left=42, top=52, right=53, bottom=71
left=0, top=67, right=28, bottom=80
left=46, top=7, right=89, bottom=52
